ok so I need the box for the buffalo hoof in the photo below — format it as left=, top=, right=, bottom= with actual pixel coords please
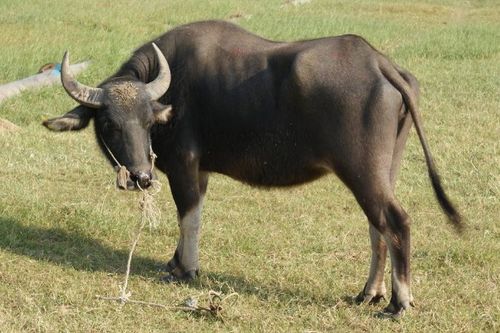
left=355, top=284, right=386, bottom=305
left=355, top=292, right=386, bottom=305
left=377, top=297, right=415, bottom=319
left=160, top=269, right=199, bottom=283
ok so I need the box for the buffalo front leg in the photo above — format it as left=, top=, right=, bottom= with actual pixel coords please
left=162, top=168, right=208, bottom=282
left=356, top=224, right=387, bottom=304
left=170, top=198, right=204, bottom=280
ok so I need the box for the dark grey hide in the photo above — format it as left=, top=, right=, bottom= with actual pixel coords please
left=44, top=20, right=462, bottom=316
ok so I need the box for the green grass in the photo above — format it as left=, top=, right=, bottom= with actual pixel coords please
left=1, top=0, right=499, bottom=331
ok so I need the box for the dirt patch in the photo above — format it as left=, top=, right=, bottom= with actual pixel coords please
left=0, top=118, right=20, bottom=133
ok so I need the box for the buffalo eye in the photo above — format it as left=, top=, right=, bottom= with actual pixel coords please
left=101, top=120, right=121, bottom=136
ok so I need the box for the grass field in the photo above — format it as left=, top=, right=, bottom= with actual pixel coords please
left=1, top=0, right=499, bottom=332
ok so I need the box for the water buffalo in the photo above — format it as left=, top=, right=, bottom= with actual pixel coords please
left=43, top=20, right=461, bottom=316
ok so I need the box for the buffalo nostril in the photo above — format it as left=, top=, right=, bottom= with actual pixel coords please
left=131, top=171, right=152, bottom=189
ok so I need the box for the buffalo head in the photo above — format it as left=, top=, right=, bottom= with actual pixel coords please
left=43, top=43, right=173, bottom=190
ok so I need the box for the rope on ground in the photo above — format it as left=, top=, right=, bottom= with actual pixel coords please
left=96, top=289, right=239, bottom=322
left=96, top=179, right=162, bottom=305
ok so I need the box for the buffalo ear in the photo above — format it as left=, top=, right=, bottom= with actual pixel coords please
left=43, top=105, right=94, bottom=131
left=152, top=101, right=173, bottom=124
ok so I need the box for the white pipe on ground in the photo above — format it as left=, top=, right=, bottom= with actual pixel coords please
left=0, top=61, right=90, bottom=102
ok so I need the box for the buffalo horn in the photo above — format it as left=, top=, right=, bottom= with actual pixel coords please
left=145, top=43, right=171, bottom=101
left=61, top=51, right=103, bottom=108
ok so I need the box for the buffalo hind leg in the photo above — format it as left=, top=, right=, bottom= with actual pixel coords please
left=356, top=224, right=387, bottom=304
left=354, top=184, right=413, bottom=316
left=382, top=199, right=414, bottom=316
left=383, top=110, right=414, bottom=312
left=357, top=109, right=414, bottom=305
left=162, top=168, right=208, bottom=282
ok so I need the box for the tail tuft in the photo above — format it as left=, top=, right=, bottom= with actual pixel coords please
left=428, top=167, right=463, bottom=233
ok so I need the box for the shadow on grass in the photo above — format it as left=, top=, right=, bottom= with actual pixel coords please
left=0, top=216, right=356, bottom=307
left=192, top=271, right=348, bottom=307
left=0, top=216, right=163, bottom=277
